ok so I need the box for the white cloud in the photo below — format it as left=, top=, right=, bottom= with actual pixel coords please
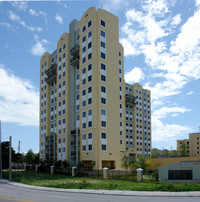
left=152, top=106, right=190, bottom=142
left=125, top=67, right=144, bottom=84
left=187, top=91, right=194, bottom=95
left=10, top=1, right=28, bottom=11
left=196, top=0, right=200, bottom=7
left=55, top=14, right=63, bottom=24
left=0, top=22, right=11, bottom=29
left=29, top=9, right=46, bottom=16
left=171, top=14, right=181, bottom=26
left=0, top=63, right=39, bottom=126
left=9, top=11, right=43, bottom=32
left=99, top=0, right=129, bottom=12
left=30, top=35, right=48, bottom=56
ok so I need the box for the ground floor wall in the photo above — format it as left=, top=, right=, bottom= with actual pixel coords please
left=148, top=156, right=200, bottom=170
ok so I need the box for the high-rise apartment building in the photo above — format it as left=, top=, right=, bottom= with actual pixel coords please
left=125, top=83, right=151, bottom=158
left=39, top=7, right=151, bottom=170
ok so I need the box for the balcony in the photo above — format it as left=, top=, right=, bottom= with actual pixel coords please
left=70, top=44, right=80, bottom=56
left=46, top=73, right=57, bottom=84
left=70, top=55, right=79, bottom=66
left=125, top=94, right=136, bottom=106
left=46, top=63, right=57, bottom=75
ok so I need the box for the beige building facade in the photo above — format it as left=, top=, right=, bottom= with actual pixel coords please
left=39, top=7, right=151, bottom=170
left=177, top=133, right=200, bottom=157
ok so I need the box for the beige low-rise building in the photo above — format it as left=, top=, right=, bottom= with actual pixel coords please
left=177, top=133, right=200, bottom=157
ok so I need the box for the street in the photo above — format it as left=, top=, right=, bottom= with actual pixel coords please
left=0, top=181, right=200, bottom=202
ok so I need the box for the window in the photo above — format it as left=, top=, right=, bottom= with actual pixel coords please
left=101, top=132, right=106, bottom=139
left=82, top=145, right=86, bottom=152
left=88, top=132, right=92, bottom=139
left=120, top=140, right=123, bottom=145
left=82, top=123, right=86, bottom=129
left=101, top=75, right=106, bottom=82
left=88, top=20, right=92, bottom=28
left=101, top=19, right=105, bottom=27
left=88, top=42, right=92, bottom=49
left=119, top=60, right=121, bottom=65
left=77, top=34, right=79, bottom=41
left=101, top=52, right=106, bottom=59
left=82, top=67, right=86, bottom=75
left=88, top=64, right=92, bottom=71
left=82, top=57, right=86, bottom=64
left=82, top=46, right=86, bottom=53
left=63, top=44, right=65, bottom=50
left=119, top=51, right=121, bottom=56
left=82, top=36, right=86, bottom=43
left=82, top=111, right=86, bottom=118
left=102, top=145, right=106, bottom=151
left=82, top=78, right=86, bottom=85
left=101, top=98, right=106, bottom=104
left=101, top=121, right=106, bottom=127
left=88, top=53, right=92, bottom=60
left=88, top=145, right=92, bottom=151
left=101, top=63, right=106, bottom=70
left=88, top=31, right=92, bottom=38
left=88, top=109, right=92, bottom=116
left=101, top=109, right=106, bottom=116
left=82, top=133, right=86, bottom=140
left=88, top=121, right=92, bottom=128
left=82, top=89, right=86, bottom=96
left=88, top=86, right=92, bottom=93
left=88, top=98, right=92, bottom=105
left=101, top=41, right=105, bottom=48
left=88, top=75, right=92, bottom=82
left=101, top=86, right=106, bottom=93
left=59, top=48, right=61, bottom=53
left=101, top=30, right=105, bottom=37
left=82, top=25, right=86, bottom=33
left=82, top=100, right=86, bottom=107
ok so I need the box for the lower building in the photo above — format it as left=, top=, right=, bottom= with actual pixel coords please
left=177, top=133, right=200, bottom=157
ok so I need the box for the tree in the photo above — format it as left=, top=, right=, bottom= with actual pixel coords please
left=151, top=148, right=159, bottom=158
left=121, top=152, right=130, bottom=172
left=1, top=141, right=15, bottom=169
left=179, top=142, right=189, bottom=157
left=130, top=155, right=152, bottom=172
left=24, top=149, right=35, bottom=165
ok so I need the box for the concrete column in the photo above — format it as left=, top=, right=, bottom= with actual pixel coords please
left=72, top=166, right=76, bottom=177
left=35, top=165, right=38, bottom=172
left=51, top=166, right=54, bottom=174
left=136, top=168, right=143, bottom=182
left=103, top=167, right=108, bottom=179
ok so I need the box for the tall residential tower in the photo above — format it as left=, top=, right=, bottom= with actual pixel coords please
left=39, top=7, right=151, bottom=170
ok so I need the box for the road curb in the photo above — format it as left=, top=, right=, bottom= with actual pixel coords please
left=1, top=179, right=200, bottom=197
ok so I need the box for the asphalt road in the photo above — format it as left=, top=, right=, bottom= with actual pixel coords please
left=0, top=181, right=200, bottom=202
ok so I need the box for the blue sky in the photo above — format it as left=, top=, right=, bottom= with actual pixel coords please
left=0, top=0, right=200, bottom=153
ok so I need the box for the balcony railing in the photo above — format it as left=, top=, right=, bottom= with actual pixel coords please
left=46, top=73, right=57, bottom=84
left=70, top=44, right=80, bottom=56
left=70, top=56, right=79, bottom=66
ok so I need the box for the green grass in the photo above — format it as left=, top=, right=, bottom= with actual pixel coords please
left=2, top=171, right=200, bottom=191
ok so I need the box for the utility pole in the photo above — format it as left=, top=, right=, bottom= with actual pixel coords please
left=9, top=136, right=12, bottom=181
left=18, top=141, right=20, bottom=154
left=0, top=120, right=2, bottom=179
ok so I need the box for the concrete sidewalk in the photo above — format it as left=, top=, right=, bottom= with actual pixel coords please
left=1, top=179, right=200, bottom=197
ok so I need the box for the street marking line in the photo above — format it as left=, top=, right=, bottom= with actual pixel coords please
left=0, top=196, right=39, bottom=202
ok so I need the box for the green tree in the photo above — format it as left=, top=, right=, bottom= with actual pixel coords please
left=1, top=141, right=16, bottom=169
left=130, top=155, right=152, bottom=172
left=151, top=148, right=159, bottom=158
left=24, top=149, right=35, bottom=165
left=179, top=142, right=189, bottom=157
left=121, top=152, right=130, bottom=172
